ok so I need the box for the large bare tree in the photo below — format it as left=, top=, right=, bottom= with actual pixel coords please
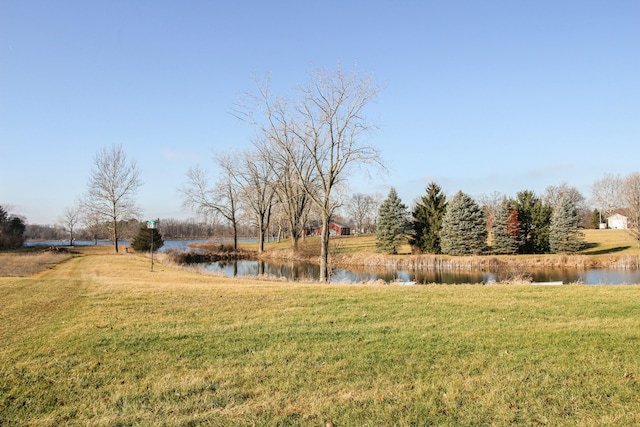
left=238, top=66, right=383, bottom=281
left=181, top=154, right=242, bottom=250
left=255, top=134, right=315, bottom=252
left=296, top=68, right=384, bottom=281
left=237, top=76, right=316, bottom=252
left=83, top=145, right=141, bottom=253
left=236, top=149, right=277, bottom=252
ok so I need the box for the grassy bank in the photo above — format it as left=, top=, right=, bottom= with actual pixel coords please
left=1, top=252, right=639, bottom=425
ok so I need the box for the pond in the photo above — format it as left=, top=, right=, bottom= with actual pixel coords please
left=200, top=259, right=640, bottom=285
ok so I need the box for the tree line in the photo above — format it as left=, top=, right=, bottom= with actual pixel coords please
left=23, top=217, right=231, bottom=243
left=376, top=174, right=640, bottom=256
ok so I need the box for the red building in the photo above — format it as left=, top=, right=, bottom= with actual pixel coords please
left=304, top=221, right=350, bottom=236
left=328, top=221, right=350, bottom=236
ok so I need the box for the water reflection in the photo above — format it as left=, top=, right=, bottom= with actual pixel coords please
left=200, top=260, right=640, bottom=285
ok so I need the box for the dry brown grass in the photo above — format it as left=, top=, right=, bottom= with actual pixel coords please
left=331, top=251, right=640, bottom=270
left=0, top=252, right=75, bottom=277
left=0, top=245, right=134, bottom=277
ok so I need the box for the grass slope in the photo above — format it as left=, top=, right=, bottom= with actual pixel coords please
left=1, top=253, right=639, bottom=425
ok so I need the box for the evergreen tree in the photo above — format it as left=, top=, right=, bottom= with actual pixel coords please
left=590, top=208, right=601, bottom=229
left=440, top=191, right=487, bottom=255
left=531, top=200, right=552, bottom=253
left=131, top=225, right=164, bottom=253
left=491, top=198, right=520, bottom=254
left=375, top=188, right=410, bottom=254
left=409, top=182, right=447, bottom=253
left=549, top=196, right=584, bottom=253
left=0, top=206, right=26, bottom=250
left=513, top=190, right=552, bottom=254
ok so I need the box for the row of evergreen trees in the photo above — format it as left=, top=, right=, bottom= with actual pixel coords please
left=375, top=183, right=584, bottom=256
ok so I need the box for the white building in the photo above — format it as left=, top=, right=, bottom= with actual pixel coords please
left=607, top=213, right=628, bottom=230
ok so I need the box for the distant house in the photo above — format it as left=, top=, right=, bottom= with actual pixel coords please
left=607, top=213, right=628, bottom=230
left=304, top=221, right=351, bottom=236
left=328, top=221, right=350, bottom=236
left=304, top=221, right=321, bottom=236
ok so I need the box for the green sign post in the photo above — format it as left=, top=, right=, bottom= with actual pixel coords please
left=147, top=219, right=159, bottom=271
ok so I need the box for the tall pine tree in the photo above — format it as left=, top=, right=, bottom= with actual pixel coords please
left=410, top=182, right=447, bottom=253
left=440, top=191, right=487, bottom=255
left=491, top=198, right=520, bottom=254
left=549, top=196, right=584, bottom=253
left=375, top=188, right=410, bottom=254
left=513, top=190, right=552, bottom=254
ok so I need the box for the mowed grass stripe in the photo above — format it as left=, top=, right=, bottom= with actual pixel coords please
left=1, top=254, right=639, bottom=425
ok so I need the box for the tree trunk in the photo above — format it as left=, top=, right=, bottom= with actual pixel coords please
left=232, top=221, right=238, bottom=251
left=113, top=221, right=119, bottom=253
left=319, top=212, right=330, bottom=282
left=258, top=220, right=265, bottom=253
left=292, top=228, right=299, bottom=252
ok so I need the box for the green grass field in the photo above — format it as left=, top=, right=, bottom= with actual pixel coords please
left=1, top=250, right=639, bottom=425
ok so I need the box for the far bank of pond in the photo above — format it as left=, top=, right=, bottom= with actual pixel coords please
left=198, top=258, right=640, bottom=285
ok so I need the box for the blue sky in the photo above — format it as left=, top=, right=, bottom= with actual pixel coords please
left=1, top=1, right=638, bottom=224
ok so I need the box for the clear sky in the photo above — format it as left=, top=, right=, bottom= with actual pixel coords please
left=1, top=0, right=639, bottom=225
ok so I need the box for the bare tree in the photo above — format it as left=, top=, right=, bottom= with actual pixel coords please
left=81, top=207, right=107, bottom=244
left=83, top=145, right=141, bottom=253
left=543, top=182, right=586, bottom=210
left=621, top=172, right=640, bottom=244
left=345, top=193, right=376, bottom=234
left=238, top=66, right=383, bottom=281
left=59, top=206, right=82, bottom=246
left=591, top=173, right=622, bottom=224
left=181, top=155, right=242, bottom=250
left=236, top=149, right=277, bottom=252
left=272, top=143, right=315, bottom=251
left=239, top=77, right=316, bottom=252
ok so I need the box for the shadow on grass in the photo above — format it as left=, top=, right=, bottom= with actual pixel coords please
left=581, top=242, right=631, bottom=255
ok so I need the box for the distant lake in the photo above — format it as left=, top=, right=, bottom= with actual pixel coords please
left=24, top=238, right=254, bottom=252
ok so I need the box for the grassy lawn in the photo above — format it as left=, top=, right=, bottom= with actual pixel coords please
left=580, top=229, right=640, bottom=255
left=255, top=229, right=639, bottom=258
left=1, top=252, right=639, bottom=425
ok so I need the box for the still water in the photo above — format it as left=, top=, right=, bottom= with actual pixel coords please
left=201, top=260, right=640, bottom=285
left=26, top=239, right=218, bottom=251
left=24, top=240, right=639, bottom=284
